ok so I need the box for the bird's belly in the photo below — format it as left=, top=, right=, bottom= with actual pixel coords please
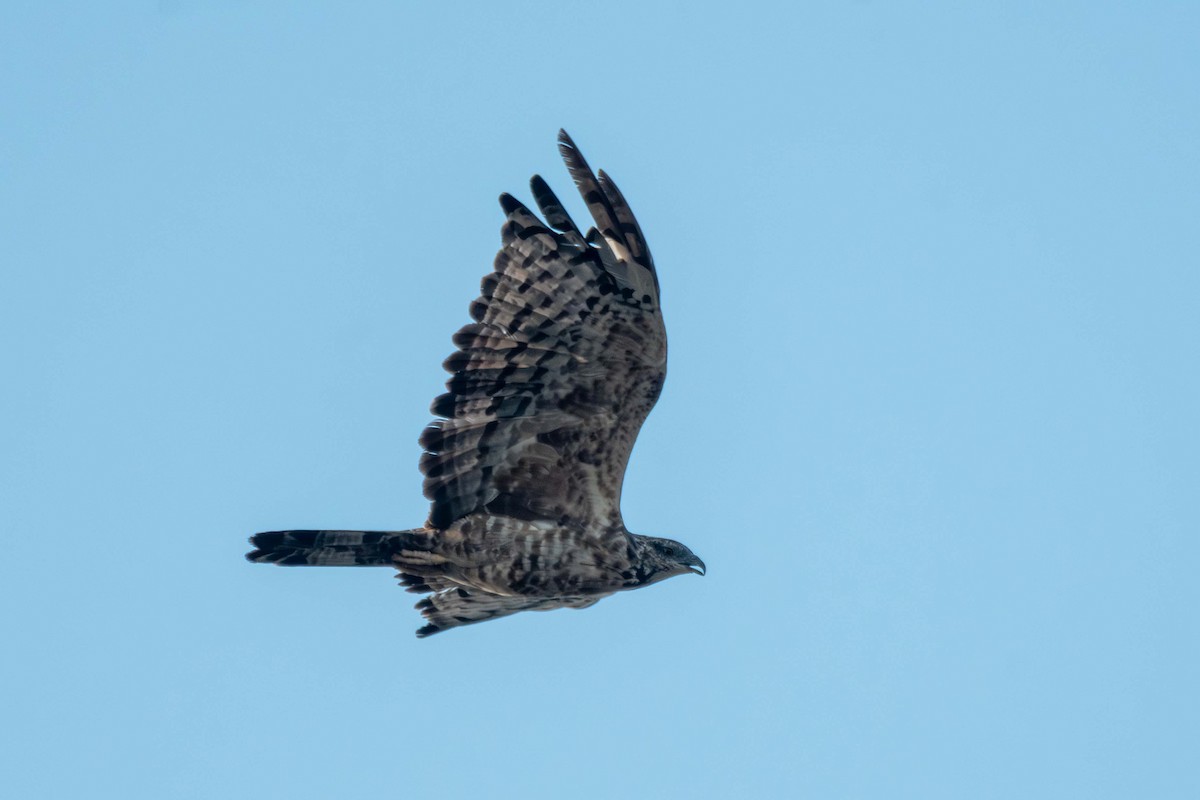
left=449, top=519, right=632, bottom=598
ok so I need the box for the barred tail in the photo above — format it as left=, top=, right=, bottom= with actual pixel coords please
left=245, top=529, right=425, bottom=566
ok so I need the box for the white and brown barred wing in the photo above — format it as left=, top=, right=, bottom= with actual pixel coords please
left=419, top=131, right=665, bottom=531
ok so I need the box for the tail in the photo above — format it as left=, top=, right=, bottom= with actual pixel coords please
left=245, top=529, right=426, bottom=566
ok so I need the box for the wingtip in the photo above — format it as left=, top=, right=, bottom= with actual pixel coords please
left=498, top=192, right=521, bottom=214
left=557, top=129, right=582, bottom=164
left=529, top=173, right=554, bottom=201
left=415, top=623, right=442, bottom=638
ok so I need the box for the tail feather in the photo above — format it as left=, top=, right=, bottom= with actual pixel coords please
left=245, top=529, right=422, bottom=566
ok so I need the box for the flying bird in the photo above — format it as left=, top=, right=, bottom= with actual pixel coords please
left=246, top=131, right=704, bottom=637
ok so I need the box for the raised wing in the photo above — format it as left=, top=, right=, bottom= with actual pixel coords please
left=419, top=131, right=665, bottom=531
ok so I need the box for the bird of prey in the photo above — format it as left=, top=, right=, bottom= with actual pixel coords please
left=246, top=131, right=704, bottom=637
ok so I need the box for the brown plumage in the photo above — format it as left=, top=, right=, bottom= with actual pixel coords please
left=247, top=131, right=703, bottom=637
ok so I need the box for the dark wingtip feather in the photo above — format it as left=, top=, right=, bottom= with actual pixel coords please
left=399, top=573, right=433, bottom=594
left=415, top=624, right=442, bottom=638
left=498, top=192, right=523, bottom=215
left=556, top=130, right=588, bottom=180
left=557, top=130, right=596, bottom=192
left=530, top=174, right=580, bottom=235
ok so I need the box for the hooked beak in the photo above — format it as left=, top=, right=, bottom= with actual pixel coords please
left=686, top=556, right=706, bottom=577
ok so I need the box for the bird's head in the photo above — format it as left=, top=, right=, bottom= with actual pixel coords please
left=630, top=535, right=706, bottom=585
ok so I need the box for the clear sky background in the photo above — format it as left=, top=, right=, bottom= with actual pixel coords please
left=3, top=2, right=1197, bottom=798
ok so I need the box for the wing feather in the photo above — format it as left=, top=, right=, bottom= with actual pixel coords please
left=529, top=174, right=582, bottom=236
left=421, top=133, right=665, bottom=531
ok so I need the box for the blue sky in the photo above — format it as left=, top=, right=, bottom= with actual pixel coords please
left=3, top=2, right=1197, bottom=798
